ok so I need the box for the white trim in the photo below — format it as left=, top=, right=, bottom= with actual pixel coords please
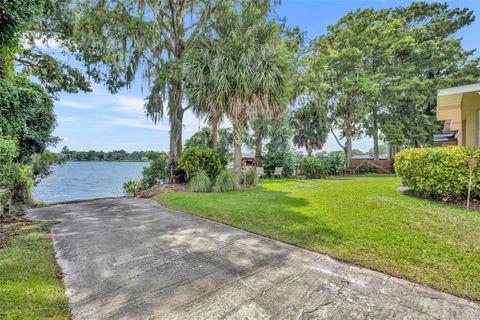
left=438, top=83, right=480, bottom=96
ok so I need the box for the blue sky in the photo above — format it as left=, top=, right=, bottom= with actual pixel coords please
left=50, top=0, right=480, bottom=153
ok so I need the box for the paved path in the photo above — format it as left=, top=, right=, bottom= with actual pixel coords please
left=27, top=198, right=480, bottom=320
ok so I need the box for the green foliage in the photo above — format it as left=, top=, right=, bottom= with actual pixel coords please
left=184, top=7, right=294, bottom=172
left=184, top=127, right=232, bottom=165
left=356, top=166, right=377, bottom=174
left=262, top=116, right=296, bottom=178
left=240, top=168, right=258, bottom=187
left=300, top=157, right=330, bottom=179
left=0, top=137, right=18, bottom=163
left=290, top=103, right=329, bottom=156
left=214, top=170, right=239, bottom=193
left=141, top=152, right=168, bottom=187
left=123, top=180, right=141, bottom=196
left=185, top=128, right=212, bottom=150
left=0, top=137, right=33, bottom=214
left=316, top=151, right=345, bottom=175
left=395, top=146, right=480, bottom=199
left=0, top=0, right=44, bottom=78
left=0, top=76, right=57, bottom=160
left=166, top=160, right=187, bottom=184
left=189, top=170, right=212, bottom=193
left=178, top=147, right=223, bottom=180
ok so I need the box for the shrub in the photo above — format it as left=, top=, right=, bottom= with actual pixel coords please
left=395, top=146, right=480, bottom=199
left=0, top=137, right=34, bottom=215
left=178, top=147, right=223, bottom=180
left=300, top=157, right=330, bottom=179
left=356, top=165, right=377, bottom=174
left=189, top=170, right=212, bottom=192
left=166, top=160, right=187, bottom=184
left=316, top=151, right=345, bottom=175
left=141, top=152, right=168, bottom=187
left=215, top=170, right=239, bottom=192
left=123, top=180, right=142, bottom=196
left=240, top=168, right=258, bottom=186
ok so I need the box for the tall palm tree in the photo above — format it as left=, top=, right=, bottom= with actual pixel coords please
left=184, top=8, right=293, bottom=174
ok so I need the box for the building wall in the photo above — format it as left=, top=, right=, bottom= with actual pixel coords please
left=462, top=92, right=480, bottom=146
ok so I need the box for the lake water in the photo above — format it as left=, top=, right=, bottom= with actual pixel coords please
left=33, top=161, right=147, bottom=202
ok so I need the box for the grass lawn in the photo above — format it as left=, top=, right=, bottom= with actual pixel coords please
left=155, top=176, right=480, bottom=301
left=0, top=222, right=70, bottom=319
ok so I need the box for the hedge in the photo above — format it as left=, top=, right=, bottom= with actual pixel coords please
left=394, top=146, right=480, bottom=199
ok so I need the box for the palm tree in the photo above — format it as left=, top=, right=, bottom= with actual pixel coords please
left=184, top=8, right=293, bottom=174
left=290, top=102, right=329, bottom=157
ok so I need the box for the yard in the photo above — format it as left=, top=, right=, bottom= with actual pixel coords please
left=0, top=222, right=70, bottom=319
left=155, top=175, right=480, bottom=301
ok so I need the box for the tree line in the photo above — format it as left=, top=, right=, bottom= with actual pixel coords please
left=60, top=147, right=158, bottom=162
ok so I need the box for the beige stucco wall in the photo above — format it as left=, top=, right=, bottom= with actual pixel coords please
left=462, top=92, right=480, bottom=146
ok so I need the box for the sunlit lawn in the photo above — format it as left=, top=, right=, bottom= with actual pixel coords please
left=0, top=223, right=70, bottom=319
left=155, top=176, right=480, bottom=301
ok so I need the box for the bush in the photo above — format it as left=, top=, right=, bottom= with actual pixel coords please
left=189, top=170, right=212, bottom=192
left=316, top=151, right=345, bottom=175
left=166, top=160, right=187, bottom=184
left=300, top=157, right=330, bottom=179
left=0, top=137, right=34, bottom=215
left=123, top=180, right=142, bottom=196
left=356, top=166, right=377, bottom=174
left=395, top=146, right=480, bottom=199
left=141, top=152, right=168, bottom=187
left=240, top=168, right=258, bottom=186
left=178, top=147, right=223, bottom=180
left=215, top=170, right=239, bottom=192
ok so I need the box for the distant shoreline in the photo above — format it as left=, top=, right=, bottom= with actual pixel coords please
left=64, top=160, right=150, bottom=163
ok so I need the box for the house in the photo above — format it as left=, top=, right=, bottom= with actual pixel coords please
left=436, top=83, right=480, bottom=146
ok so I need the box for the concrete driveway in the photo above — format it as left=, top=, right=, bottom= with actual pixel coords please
left=27, top=198, right=480, bottom=320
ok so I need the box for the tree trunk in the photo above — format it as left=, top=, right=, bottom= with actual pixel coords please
left=306, top=139, right=313, bottom=157
left=372, top=109, right=379, bottom=161
left=345, top=131, right=353, bottom=169
left=255, top=130, right=262, bottom=166
left=233, top=119, right=244, bottom=176
left=210, top=116, right=219, bottom=150
left=168, top=80, right=183, bottom=162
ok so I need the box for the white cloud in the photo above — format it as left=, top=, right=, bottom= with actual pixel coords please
left=56, top=100, right=94, bottom=109
left=109, top=117, right=169, bottom=131
left=112, top=95, right=146, bottom=115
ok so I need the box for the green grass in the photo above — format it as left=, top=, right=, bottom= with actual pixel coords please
left=0, top=223, right=70, bottom=319
left=155, top=176, right=480, bottom=301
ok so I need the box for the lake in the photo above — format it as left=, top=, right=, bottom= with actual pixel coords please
left=33, top=161, right=147, bottom=202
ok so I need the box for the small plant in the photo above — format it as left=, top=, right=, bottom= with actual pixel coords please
left=215, top=170, right=239, bottom=192
left=300, top=157, right=330, bottom=179
left=123, top=180, right=141, bottom=196
left=189, top=170, right=212, bottom=192
left=241, top=168, right=258, bottom=186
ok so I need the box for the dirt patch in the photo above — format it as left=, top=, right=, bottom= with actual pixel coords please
left=137, top=183, right=188, bottom=198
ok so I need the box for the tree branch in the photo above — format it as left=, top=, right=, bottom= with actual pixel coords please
left=331, top=129, right=346, bottom=150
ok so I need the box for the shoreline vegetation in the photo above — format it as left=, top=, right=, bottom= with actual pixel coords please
left=58, top=147, right=163, bottom=162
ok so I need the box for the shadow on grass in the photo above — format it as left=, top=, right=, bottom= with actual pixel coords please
left=235, top=185, right=345, bottom=247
